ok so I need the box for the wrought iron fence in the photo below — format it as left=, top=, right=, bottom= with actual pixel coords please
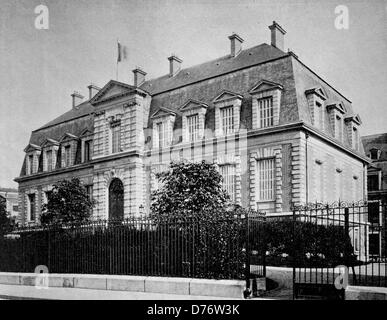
left=292, top=200, right=387, bottom=299
left=0, top=215, right=254, bottom=280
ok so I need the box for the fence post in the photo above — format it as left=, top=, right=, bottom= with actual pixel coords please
left=244, top=212, right=251, bottom=298
left=292, top=207, right=296, bottom=300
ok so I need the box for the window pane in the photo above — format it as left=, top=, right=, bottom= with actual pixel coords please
left=220, top=164, right=236, bottom=201
left=112, top=124, right=121, bottom=153
left=187, top=114, right=199, bottom=142
left=256, top=158, right=275, bottom=201
left=46, top=150, right=52, bottom=171
left=64, top=146, right=71, bottom=167
left=28, top=155, right=34, bottom=174
left=84, top=140, right=91, bottom=162
left=28, top=194, right=35, bottom=221
left=368, top=175, right=379, bottom=191
left=221, top=106, right=234, bottom=134
left=258, top=97, right=273, bottom=128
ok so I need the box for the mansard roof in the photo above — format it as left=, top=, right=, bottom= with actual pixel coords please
left=362, top=132, right=387, bottom=161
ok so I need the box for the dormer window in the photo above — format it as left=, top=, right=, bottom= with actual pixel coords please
left=46, top=150, right=53, bottom=171
left=249, top=80, right=283, bottom=130
left=151, top=107, right=176, bottom=149
left=64, top=145, right=71, bottom=167
left=336, top=115, right=343, bottom=141
left=28, top=155, right=34, bottom=174
left=305, top=87, right=327, bottom=131
left=84, top=140, right=92, bottom=162
left=258, top=97, right=274, bottom=128
left=187, top=114, right=199, bottom=142
left=180, top=99, right=207, bottom=143
left=370, top=148, right=381, bottom=160
left=353, top=127, right=359, bottom=151
left=213, top=90, right=242, bottom=137
left=24, top=143, right=41, bottom=175
left=221, top=106, right=234, bottom=134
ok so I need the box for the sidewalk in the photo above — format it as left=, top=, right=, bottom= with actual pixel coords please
left=0, top=284, right=242, bottom=300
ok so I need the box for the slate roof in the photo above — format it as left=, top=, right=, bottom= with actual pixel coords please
left=26, top=41, right=362, bottom=155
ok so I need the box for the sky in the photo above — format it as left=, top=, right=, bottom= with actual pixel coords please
left=0, top=0, right=386, bottom=188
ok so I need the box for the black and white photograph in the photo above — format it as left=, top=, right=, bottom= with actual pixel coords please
left=0, top=0, right=387, bottom=308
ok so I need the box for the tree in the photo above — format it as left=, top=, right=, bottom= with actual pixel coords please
left=40, top=178, right=94, bottom=225
left=151, top=160, right=231, bottom=221
left=151, top=161, right=245, bottom=279
left=0, top=196, right=12, bottom=234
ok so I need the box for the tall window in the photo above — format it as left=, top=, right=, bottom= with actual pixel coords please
left=336, top=115, right=343, bottom=141
left=112, top=123, right=121, bottom=153
left=46, top=150, right=52, bottom=171
left=28, top=194, right=36, bottom=221
left=156, top=122, right=168, bottom=148
left=258, top=97, right=274, bottom=128
left=368, top=174, right=379, bottom=191
left=84, top=140, right=92, bottom=162
left=353, top=127, right=359, bottom=150
left=64, top=145, right=71, bottom=167
left=370, top=149, right=380, bottom=160
left=219, top=164, right=236, bottom=201
left=221, top=106, right=234, bottom=134
left=28, top=155, right=34, bottom=174
left=256, top=158, right=275, bottom=201
left=187, top=114, right=199, bottom=142
left=85, top=185, right=93, bottom=201
left=315, top=102, right=322, bottom=128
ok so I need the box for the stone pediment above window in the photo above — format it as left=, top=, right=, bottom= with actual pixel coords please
left=59, top=133, right=79, bottom=143
left=24, top=143, right=41, bottom=153
left=41, top=138, right=59, bottom=148
left=326, top=101, right=346, bottom=114
left=89, top=80, right=147, bottom=106
left=150, top=107, right=177, bottom=119
left=305, top=87, right=328, bottom=101
left=179, top=99, right=208, bottom=112
left=344, top=114, right=362, bottom=126
left=79, top=128, right=93, bottom=138
left=213, top=90, right=243, bottom=137
left=212, top=90, right=243, bottom=104
left=249, top=80, right=283, bottom=95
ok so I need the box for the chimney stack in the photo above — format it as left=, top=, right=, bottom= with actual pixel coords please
left=228, top=33, right=244, bottom=57
left=168, top=54, right=182, bottom=77
left=132, top=67, right=147, bottom=87
left=87, top=84, right=101, bottom=100
left=268, top=21, right=286, bottom=51
left=71, top=91, right=84, bottom=108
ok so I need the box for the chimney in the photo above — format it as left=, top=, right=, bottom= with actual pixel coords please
left=71, top=91, right=84, bottom=108
left=228, top=33, right=244, bottom=57
left=168, top=54, right=182, bottom=77
left=87, top=84, right=101, bottom=100
left=132, top=67, right=147, bottom=87
left=268, top=21, right=286, bottom=51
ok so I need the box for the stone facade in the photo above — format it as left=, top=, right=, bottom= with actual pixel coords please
left=15, top=22, right=370, bottom=224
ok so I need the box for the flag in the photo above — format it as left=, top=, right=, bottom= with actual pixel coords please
left=117, top=41, right=127, bottom=63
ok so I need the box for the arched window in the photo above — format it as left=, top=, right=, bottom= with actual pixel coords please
left=108, top=178, right=124, bottom=220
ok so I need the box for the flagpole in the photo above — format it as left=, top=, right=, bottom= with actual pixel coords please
left=116, top=39, right=119, bottom=81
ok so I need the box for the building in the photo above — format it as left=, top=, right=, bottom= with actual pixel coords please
left=362, top=133, right=387, bottom=204
left=0, top=187, right=19, bottom=223
left=15, top=21, right=370, bottom=225
left=362, top=133, right=387, bottom=257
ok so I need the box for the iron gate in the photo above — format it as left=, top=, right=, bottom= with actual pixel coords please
left=292, top=201, right=387, bottom=300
